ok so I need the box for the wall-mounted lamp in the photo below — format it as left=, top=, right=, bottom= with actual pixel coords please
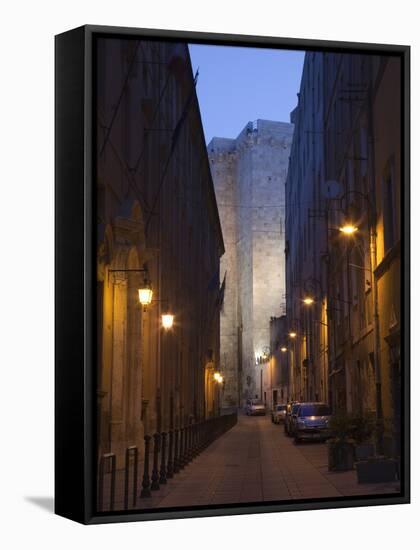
left=108, top=266, right=175, bottom=328
left=108, top=266, right=153, bottom=310
left=138, top=278, right=153, bottom=308
left=213, top=372, right=223, bottom=384
left=339, top=223, right=358, bottom=235
left=161, top=313, right=174, bottom=330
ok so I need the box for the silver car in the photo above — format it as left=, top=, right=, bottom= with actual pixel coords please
left=246, top=399, right=266, bottom=416
left=271, top=404, right=287, bottom=424
left=293, top=402, right=332, bottom=443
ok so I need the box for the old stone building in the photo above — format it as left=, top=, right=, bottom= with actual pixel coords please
left=286, top=51, right=401, bottom=458
left=268, top=315, right=290, bottom=406
left=96, top=38, right=224, bottom=468
left=208, top=120, right=293, bottom=407
left=285, top=52, right=328, bottom=404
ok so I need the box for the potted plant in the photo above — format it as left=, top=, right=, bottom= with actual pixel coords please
left=355, top=417, right=398, bottom=484
left=327, top=413, right=356, bottom=471
left=352, top=412, right=376, bottom=460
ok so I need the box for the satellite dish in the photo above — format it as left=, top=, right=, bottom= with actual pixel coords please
left=323, top=180, right=343, bottom=200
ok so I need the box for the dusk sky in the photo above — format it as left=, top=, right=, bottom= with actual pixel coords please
left=189, top=44, right=305, bottom=144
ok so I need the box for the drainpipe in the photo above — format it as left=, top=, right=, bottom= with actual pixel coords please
left=367, top=72, right=384, bottom=454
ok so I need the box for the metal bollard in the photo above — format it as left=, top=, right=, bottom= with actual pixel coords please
left=124, top=446, right=138, bottom=510
left=151, top=432, right=161, bottom=490
left=159, top=432, right=167, bottom=484
left=173, top=428, right=180, bottom=474
left=199, top=421, right=205, bottom=453
left=188, top=423, right=194, bottom=461
left=178, top=427, right=185, bottom=469
left=166, top=429, right=174, bottom=478
left=184, top=425, right=190, bottom=465
left=191, top=423, right=197, bottom=458
left=140, top=435, right=152, bottom=498
left=181, top=426, right=187, bottom=468
left=98, top=453, right=116, bottom=512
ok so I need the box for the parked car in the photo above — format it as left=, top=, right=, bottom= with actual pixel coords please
left=246, top=399, right=266, bottom=416
left=293, top=402, right=332, bottom=443
left=271, top=404, right=287, bottom=424
left=284, top=401, right=300, bottom=436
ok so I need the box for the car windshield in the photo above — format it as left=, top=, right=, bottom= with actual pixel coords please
left=299, top=404, right=331, bottom=416
left=276, top=405, right=286, bottom=411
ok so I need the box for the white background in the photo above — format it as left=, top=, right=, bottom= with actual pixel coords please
left=0, top=1, right=417, bottom=548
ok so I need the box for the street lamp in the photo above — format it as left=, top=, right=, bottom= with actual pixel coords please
left=288, top=331, right=297, bottom=339
left=213, top=372, right=223, bottom=384
left=108, top=266, right=155, bottom=311
left=161, top=312, right=174, bottom=330
left=303, top=297, right=315, bottom=306
left=138, top=278, right=153, bottom=308
left=280, top=346, right=287, bottom=353
left=339, top=223, right=359, bottom=235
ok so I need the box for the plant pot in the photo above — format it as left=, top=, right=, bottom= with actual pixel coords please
left=354, top=443, right=376, bottom=461
left=328, top=440, right=354, bottom=471
left=356, top=457, right=397, bottom=483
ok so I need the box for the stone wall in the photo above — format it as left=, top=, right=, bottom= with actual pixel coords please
left=209, top=120, right=293, bottom=406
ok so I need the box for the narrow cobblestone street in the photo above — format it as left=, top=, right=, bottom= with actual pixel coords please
left=107, top=414, right=400, bottom=511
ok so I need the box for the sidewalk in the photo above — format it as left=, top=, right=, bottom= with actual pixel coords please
left=104, top=414, right=400, bottom=511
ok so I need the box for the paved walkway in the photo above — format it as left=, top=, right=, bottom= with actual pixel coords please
left=106, top=414, right=400, bottom=511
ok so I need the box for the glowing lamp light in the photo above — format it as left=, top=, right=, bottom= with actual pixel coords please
left=303, top=297, right=315, bottom=306
left=339, top=223, right=358, bottom=235
left=138, top=281, right=153, bottom=307
left=213, top=372, right=223, bottom=383
left=161, top=313, right=174, bottom=330
left=289, top=331, right=297, bottom=338
left=281, top=347, right=287, bottom=353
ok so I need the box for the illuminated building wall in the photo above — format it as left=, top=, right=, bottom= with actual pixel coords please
left=209, top=120, right=293, bottom=407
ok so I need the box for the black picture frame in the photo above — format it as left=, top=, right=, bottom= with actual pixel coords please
left=55, top=24, right=410, bottom=525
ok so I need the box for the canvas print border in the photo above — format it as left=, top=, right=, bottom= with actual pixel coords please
left=55, top=25, right=410, bottom=525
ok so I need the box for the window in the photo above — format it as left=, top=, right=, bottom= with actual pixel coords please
left=299, top=404, right=331, bottom=416
left=382, top=157, right=396, bottom=253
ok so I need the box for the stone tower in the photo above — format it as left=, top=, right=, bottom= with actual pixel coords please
left=208, top=119, right=294, bottom=407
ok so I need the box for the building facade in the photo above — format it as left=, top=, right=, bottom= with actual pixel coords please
left=286, top=51, right=401, bottom=458
left=96, top=38, right=224, bottom=468
left=285, top=52, right=328, bottom=404
left=268, top=316, right=290, bottom=406
left=208, top=120, right=293, bottom=408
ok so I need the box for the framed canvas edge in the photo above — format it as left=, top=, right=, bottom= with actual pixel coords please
left=55, top=24, right=410, bottom=526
